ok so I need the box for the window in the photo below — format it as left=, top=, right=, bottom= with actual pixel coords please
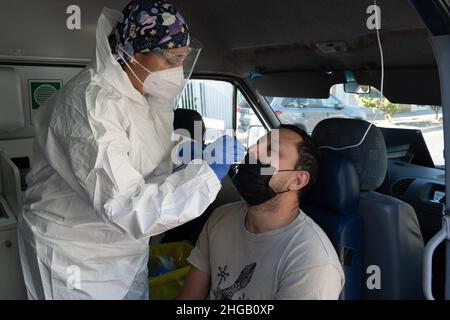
left=236, top=89, right=266, bottom=148
left=272, top=96, right=342, bottom=109
left=177, top=80, right=267, bottom=148
left=266, top=84, right=444, bottom=167
left=177, top=79, right=233, bottom=144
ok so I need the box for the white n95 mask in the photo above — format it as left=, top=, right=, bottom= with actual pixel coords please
left=118, top=47, right=186, bottom=104
left=143, top=66, right=185, bottom=102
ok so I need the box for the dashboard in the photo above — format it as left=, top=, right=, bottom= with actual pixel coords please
left=379, top=160, right=445, bottom=220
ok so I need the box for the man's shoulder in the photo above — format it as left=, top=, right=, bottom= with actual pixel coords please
left=284, top=211, right=344, bottom=273
left=205, top=201, right=247, bottom=233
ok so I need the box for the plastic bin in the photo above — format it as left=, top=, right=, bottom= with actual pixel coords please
left=148, top=242, right=193, bottom=300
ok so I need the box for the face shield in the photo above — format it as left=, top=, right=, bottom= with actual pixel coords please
left=117, top=37, right=202, bottom=108
left=152, top=37, right=202, bottom=80
left=156, top=37, right=202, bottom=108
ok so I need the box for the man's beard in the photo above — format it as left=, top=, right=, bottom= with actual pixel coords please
left=249, top=175, right=293, bottom=214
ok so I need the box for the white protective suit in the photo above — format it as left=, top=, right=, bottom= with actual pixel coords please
left=17, top=7, right=221, bottom=300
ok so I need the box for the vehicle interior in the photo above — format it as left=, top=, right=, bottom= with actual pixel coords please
left=0, top=0, right=449, bottom=300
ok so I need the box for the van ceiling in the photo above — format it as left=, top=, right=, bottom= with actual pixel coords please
left=0, top=0, right=441, bottom=104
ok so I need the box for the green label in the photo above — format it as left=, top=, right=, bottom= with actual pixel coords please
left=29, top=80, right=62, bottom=110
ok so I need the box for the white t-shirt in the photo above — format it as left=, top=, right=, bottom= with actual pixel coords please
left=187, top=201, right=345, bottom=300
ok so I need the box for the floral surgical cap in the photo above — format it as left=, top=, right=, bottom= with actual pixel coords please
left=109, top=0, right=190, bottom=63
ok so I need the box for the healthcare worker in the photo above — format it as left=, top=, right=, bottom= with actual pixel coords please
left=17, top=0, right=245, bottom=300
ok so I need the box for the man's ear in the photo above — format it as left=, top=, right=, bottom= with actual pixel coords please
left=289, top=171, right=310, bottom=191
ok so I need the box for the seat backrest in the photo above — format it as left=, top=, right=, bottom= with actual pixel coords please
left=173, top=108, right=205, bottom=143
left=0, top=152, right=27, bottom=299
left=0, top=151, right=22, bottom=218
left=358, top=191, right=424, bottom=299
left=312, top=118, right=424, bottom=299
left=303, top=151, right=363, bottom=299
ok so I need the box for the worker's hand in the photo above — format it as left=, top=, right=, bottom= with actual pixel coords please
left=177, top=139, right=204, bottom=164
left=203, top=135, right=246, bottom=181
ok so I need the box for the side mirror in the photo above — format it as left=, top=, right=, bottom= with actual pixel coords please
left=344, top=81, right=371, bottom=94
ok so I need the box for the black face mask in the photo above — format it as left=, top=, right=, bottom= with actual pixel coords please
left=232, top=155, right=286, bottom=206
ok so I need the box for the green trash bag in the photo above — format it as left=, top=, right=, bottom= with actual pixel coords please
left=148, top=242, right=193, bottom=300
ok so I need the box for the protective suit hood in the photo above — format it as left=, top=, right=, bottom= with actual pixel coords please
left=91, top=7, right=147, bottom=106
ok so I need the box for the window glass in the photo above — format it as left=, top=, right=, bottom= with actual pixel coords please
left=177, top=79, right=233, bottom=143
left=266, top=84, right=443, bottom=167
left=236, top=90, right=266, bottom=148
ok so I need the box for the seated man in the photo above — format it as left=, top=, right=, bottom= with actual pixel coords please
left=178, top=124, right=344, bottom=300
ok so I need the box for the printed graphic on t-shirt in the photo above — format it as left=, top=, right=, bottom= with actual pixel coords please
left=212, top=263, right=256, bottom=300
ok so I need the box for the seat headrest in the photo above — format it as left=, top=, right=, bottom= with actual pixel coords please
left=304, top=151, right=360, bottom=214
left=312, top=118, right=387, bottom=191
left=174, top=108, right=205, bottom=143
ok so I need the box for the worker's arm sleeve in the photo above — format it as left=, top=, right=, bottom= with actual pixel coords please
left=50, top=95, right=221, bottom=239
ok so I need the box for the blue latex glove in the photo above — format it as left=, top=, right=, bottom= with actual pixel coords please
left=177, top=139, right=205, bottom=164
left=203, top=135, right=246, bottom=181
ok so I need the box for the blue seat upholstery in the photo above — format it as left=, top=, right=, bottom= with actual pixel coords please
left=302, top=151, right=363, bottom=299
left=306, top=118, right=424, bottom=300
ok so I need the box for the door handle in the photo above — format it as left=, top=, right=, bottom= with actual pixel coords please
left=423, top=212, right=450, bottom=300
